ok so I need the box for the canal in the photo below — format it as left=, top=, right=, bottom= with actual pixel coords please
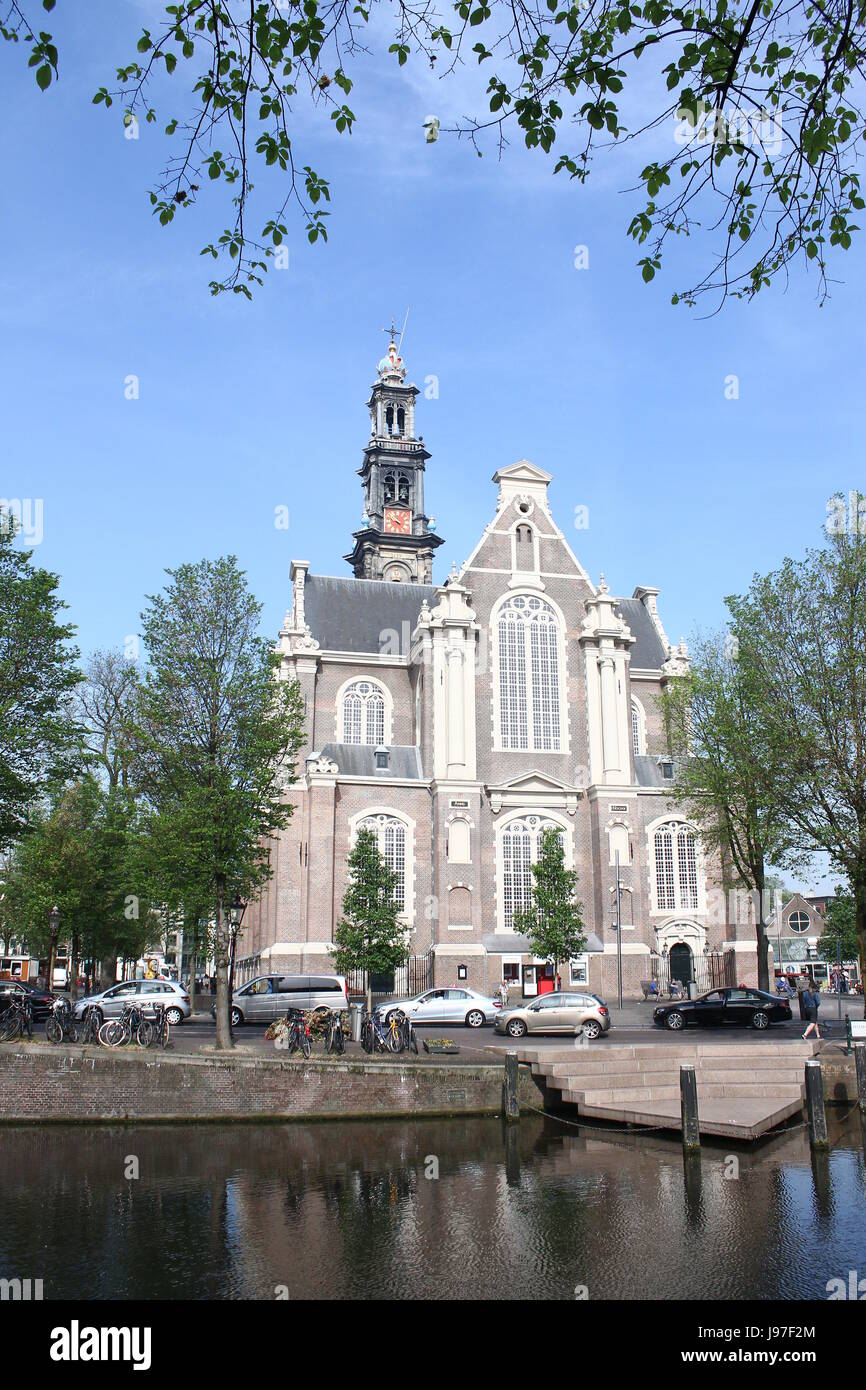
left=1, top=1113, right=864, bottom=1299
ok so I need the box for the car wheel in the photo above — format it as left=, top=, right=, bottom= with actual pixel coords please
left=165, top=1007, right=184, bottom=1026
left=385, top=1010, right=402, bottom=1025
left=665, top=1010, right=685, bottom=1031
left=506, top=1018, right=527, bottom=1038
left=231, top=1007, right=243, bottom=1027
left=751, top=1010, right=769, bottom=1030
left=581, top=1019, right=602, bottom=1040
left=465, top=1009, right=485, bottom=1028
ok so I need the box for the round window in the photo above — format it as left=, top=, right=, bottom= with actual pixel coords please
left=789, top=911, right=810, bottom=934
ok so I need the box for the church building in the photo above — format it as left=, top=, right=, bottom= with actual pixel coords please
left=241, top=337, right=759, bottom=999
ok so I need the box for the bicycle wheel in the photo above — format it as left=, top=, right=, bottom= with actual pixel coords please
left=136, top=1021, right=154, bottom=1047
left=45, top=1015, right=63, bottom=1044
left=67, top=1019, right=79, bottom=1044
left=388, top=1026, right=404, bottom=1054
left=300, top=1030, right=312, bottom=1059
left=160, top=1019, right=170, bottom=1048
left=98, top=1019, right=124, bottom=1048
left=333, top=1022, right=345, bottom=1054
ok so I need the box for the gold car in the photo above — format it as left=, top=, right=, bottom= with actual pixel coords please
left=494, top=991, right=611, bottom=1040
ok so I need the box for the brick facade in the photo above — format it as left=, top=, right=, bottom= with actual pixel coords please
left=240, top=351, right=750, bottom=999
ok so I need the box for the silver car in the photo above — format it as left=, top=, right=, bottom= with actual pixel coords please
left=494, top=991, right=611, bottom=1040
left=220, top=974, right=349, bottom=1027
left=73, top=978, right=192, bottom=1026
left=375, top=987, right=500, bottom=1029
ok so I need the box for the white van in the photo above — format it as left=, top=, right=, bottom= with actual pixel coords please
left=217, top=974, right=349, bottom=1026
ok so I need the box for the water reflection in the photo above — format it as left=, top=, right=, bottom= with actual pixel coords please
left=0, top=1114, right=863, bottom=1300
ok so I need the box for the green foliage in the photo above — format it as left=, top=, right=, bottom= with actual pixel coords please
left=726, top=504, right=866, bottom=1007
left=0, top=515, right=81, bottom=850
left=821, top=887, right=859, bottom=963
left=130, top=555, right=305, bottom=936
left=331, top=827, right=407, bottom=979
left=7, top=0, right=866, bottom=304
left=513, top=827, right=586, bottom=972
left=2, top=777, right=152, bottom=967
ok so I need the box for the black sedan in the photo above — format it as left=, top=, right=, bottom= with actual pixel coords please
left=0, top=979, right=56, bottom=1021
left=653, top=986, right=792, bottom=1032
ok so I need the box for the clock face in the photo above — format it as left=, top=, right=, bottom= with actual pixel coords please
left=384, top=507, right=411, bottom=535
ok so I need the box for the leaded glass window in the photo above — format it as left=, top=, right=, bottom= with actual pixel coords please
left=497, top=595, right=562, bottom=751
left=342, top=681, right=386, bottom=745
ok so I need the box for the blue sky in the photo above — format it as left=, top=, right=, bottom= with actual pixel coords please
left=1, top=0, right=863, bottom=837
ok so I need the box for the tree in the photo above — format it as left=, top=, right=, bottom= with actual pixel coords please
left=331, top=827, right=408, bottom=1012
left=130, top=555, right=305, bottom=1049
left=727, top=501, right=866, bottom=1016
left=4, top=777, right=151, bottom=993
left=76, top=648, right=140, bottom=789
left=662, top=629, right=794, bottom=992
left=0, top=514, right=81, bottom=851
left=513, top=828, right=586, bottom=988
left=6, top=0, right=866, bottom=306
left=820, top=885, right=859, bottom=967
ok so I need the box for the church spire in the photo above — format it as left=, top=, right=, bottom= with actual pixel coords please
left=344, top=331, right=445, bottom=583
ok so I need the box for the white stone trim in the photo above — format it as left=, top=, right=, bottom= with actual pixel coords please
left=431, top=943, right=486, bottom=956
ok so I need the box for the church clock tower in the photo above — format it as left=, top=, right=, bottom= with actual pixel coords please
left=344, top=331, right=445, bottom=583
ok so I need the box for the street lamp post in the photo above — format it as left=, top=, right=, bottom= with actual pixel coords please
left=614, top=852, right=623, bottom=1010
left=227, top=894, right=247, bottom=1041
left=47, top=905, right=60, bottom=993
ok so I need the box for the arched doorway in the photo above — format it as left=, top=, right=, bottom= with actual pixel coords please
left=669, top=942, right=693, bottom=987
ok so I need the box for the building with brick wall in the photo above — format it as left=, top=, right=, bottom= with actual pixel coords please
left=241, top=337, right=757, bottom=999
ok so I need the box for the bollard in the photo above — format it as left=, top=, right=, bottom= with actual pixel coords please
left=805, top=1059, right=829, bottom=1150
left=680, top=1063, right=700, bottom=1152
left=504, top=1051, right=520, bottom=1122
left=855, top=1043, right=866, bottom=1114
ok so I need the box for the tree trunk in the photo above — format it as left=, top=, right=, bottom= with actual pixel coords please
left=755, top=920, right=770, bottom=993
left=855, top=874, right=866, bottom=1021
left=214, top=883, right=233, bottom=1051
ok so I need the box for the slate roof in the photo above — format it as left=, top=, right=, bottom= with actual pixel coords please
left=633, top=754, right=681, bottom=788
left=303, top=574, right=437, bottom=655
left=317, top=743, right=424, bottom=780
left=615, top=598, right=668, bottom=669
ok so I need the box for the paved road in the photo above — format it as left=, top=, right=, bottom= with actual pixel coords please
left=172, top=1009, right=855, bottom=1061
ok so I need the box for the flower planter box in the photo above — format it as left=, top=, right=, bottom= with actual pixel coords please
left=423, top=1039, right=460, bottom=1055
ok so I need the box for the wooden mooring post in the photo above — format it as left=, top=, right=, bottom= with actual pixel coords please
left=854, top=1043, right=866, bottom=1114
left=805, top=1059, right=829, bottom=1150
left=504, top=1051, right=520, bottom=1122
left=680, top=1063, right=700, bottom=1152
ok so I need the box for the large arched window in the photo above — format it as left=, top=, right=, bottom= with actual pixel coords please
left=341, top=680, right=386, bottom=746
left=358, top=813, right=407, bottom=912
left=497, top=595, right=562, bottom=751
left=500, top=815, right=566, bottom=932
left=653, top=821, right=699, bottom=911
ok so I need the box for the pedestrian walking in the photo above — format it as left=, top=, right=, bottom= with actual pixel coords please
left=795, top=975, right=808, bottom=1020
left=498, top=978, right=509, bottom=1008
left=802, top=983, right=821, bottom=1041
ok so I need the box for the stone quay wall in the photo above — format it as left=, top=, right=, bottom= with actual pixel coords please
left=0, top=1044, right=543, bottom=1125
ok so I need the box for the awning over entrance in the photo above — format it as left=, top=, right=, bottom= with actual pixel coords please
left=482, top=932, right=605, bottom=954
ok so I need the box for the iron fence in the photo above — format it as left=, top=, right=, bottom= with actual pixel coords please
left=650, top=951, right=735, bottom=996
left=346, top=952, right=432, bottom=1005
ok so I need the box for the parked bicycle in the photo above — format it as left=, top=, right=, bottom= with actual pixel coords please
left=98, top=1001, right=151, bottom=1049
left=360, top=1010, right=392, bottom=1054
left=0, top=992, right=33, bottom=1042
left=393, top=1008, right=419, bottom=1056
left=323, top=1008, right=345, bottom=1055
left=146, top=1002, right=171, bottom=1049
left=285, top=1009, right=312, bottom=1058
left=78, top=1004, right=102, bottom=1046
left=46, top=996, right=79, bottom=1044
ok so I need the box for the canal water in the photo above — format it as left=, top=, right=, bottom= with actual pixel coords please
left=1, top=1113, right=864, bottom=1299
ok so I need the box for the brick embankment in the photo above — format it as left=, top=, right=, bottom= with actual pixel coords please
left=0, top=1043, right=543, bottom=1125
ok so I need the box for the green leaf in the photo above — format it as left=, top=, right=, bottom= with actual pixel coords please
left=35, top=63, right=51, bottom=90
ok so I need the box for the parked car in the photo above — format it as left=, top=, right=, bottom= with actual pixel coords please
left=72, top=978, right=192, bottom=1026
left=653, top=986, right=793, bottom=1031
left=374, top=987, right=500, bottom=1029
left=216, top=974, right=349, bottom=1027
left=495, top=991, right=611, bottom=1040
left=0, top=979, right=56, bottom=1021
